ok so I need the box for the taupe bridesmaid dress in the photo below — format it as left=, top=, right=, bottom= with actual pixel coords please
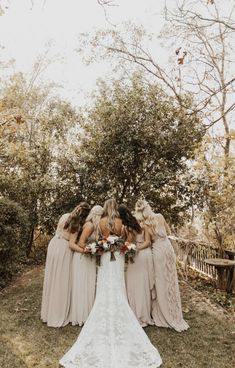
left=152, top=214, right=189, bottom=332
left=41, top=213, right=73, bottom=327
left=125, top=232, right=155, bottom=327
left=69, top=232, right=97, bottom=326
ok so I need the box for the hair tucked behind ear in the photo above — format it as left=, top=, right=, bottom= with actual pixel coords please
left=118, top=205, right=141, bottom=234
left=64, top=202, right=90, bottom=234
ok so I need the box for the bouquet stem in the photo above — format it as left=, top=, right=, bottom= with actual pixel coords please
left=110, top=251, right=116, bottom=261
left=96, top=255, right=101, bottom=266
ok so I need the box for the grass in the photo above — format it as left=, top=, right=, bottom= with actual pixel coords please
left=0, top=266, right=234, bottom=368
left=184, top=267, right=235, bottom=314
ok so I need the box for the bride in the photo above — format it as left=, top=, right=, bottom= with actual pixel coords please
left=59, top=198, right=162, bottom=368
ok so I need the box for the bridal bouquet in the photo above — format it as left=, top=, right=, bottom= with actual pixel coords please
left=85, top=235, right=125, bottom=265
left=120, top=242, right=137, bottom=264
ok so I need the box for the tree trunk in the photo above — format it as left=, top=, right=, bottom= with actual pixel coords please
left=26, top=225, right=35, bottom=257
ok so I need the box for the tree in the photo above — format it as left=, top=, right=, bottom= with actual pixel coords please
left=96, top=0, right=118, bottom=23
left=77, top=74, right=203, bottom=223
left=78, top=1, right=235, bottom=245
left=0, top=72, right=82, bottom=255
left=163, top=0, right=235, bottom=163
left=162, top=1, right=235, bottom=249
left=79, top=1, right=234, bottom=143
left=0, top=198, right=30, bottom=287
left=187, top=135, right=235, bottom=251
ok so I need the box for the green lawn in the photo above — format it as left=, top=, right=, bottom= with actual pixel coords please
left=0, top=266, right=234, bottom=368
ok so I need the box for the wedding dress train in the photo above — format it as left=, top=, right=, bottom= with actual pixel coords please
left=59, top=251, right=162, bottom=368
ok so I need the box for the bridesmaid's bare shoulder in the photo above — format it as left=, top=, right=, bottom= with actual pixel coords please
left=83, top=221, right=94, bottom=230
left=115, top=217, right=122, bottom=227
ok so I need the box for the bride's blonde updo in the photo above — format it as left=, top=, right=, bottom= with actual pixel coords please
left=86, top=205, right=104, bottom=239
left=135, top=199, right=158, bottom=235
left=102, top=198, right=119, bottom=231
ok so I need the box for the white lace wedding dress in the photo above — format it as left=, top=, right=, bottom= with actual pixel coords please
left=59, top=251, right=162, bottom=368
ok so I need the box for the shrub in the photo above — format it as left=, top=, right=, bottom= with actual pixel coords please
left=0, top=197, right=30, bottom=287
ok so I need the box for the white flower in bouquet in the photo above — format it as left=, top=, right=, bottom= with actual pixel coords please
left=102, top=242, right=109, bottom=250
left=87, top=242, right=97, bottom=255
left=107, top=235, right=119, bottom=243
left=127, top=243, right=137, bottom=251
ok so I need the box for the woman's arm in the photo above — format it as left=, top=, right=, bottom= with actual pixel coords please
left=157, top=213, right=171, bottom=235
left=78, top=222, right=94, bottom=252
left=137, top=226, right=152, bottom=250
left=163, top=216, right=179, bottom=255
left=164, top=218, right=171, bottom=236
left=69, top=232, right=82, bottom=252
left=125, top=228, right=136, bottom=243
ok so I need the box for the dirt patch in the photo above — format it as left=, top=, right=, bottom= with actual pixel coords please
left=0, top=267, right=234, bottom=368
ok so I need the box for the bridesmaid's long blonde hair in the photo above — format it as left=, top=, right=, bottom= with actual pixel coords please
left=86, top=205, right=103, bottom=239
left=135, top=199, right=159, bottom=236
left=102, top=198, right=119, bottom=232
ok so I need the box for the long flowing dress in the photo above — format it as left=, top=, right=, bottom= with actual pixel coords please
left=69, top=233, right=97, bottom=326
left=125, top=233, right=155, bottom=327
left=59, top=248, right=162, bottom=367
left=41, top=213, right=73, bottom=327
left=152, top=215, right=189, bottom=332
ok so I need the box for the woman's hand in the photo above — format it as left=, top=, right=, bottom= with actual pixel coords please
left=139, top=225, right=152, bottom=250
left=69, top=232, right=80, bottom=252
left=83, top=246, right=91, bottom=254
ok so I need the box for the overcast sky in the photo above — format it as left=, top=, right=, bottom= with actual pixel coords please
left=0, top=0, right=172, bottom=105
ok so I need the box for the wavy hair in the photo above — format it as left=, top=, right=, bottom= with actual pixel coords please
left=64, top=202, right=90, bottom=234
left=134, top=199, right=159, bottom=235
left=118, top=205, right=141, bottom=234
left=102, top=198, right=119, bottom=231
left=86, top=205, right=103, bottom=239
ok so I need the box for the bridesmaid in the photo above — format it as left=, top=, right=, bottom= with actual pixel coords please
left=41, top=202, right=90, bottom=327
left=69, top=205, right=103, bottom=326
left=135, top=199, right=189, bottom=332
left=119, top=204, right=155, bottom=327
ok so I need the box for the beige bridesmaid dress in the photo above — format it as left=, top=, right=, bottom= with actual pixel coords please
left=41, top=213, right=73, bottom=327
left=69, top=233, right=97, bottom=326
left=152, top=214, right=189, bottom=332
left=125, top=233, right=155, bottom=327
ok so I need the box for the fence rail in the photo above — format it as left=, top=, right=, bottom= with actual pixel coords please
left=168, top=236, right=235, bottom=292
left=169, top=236, right=231, bottom=278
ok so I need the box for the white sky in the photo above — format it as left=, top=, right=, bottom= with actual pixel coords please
left=0, top=0, right=169, bottom=105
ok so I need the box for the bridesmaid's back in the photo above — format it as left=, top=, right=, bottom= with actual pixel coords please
left=56, top=213, right=71, bottom=240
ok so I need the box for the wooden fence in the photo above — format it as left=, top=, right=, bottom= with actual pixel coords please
left=169, top=236, right=235, bottom=292
left=170, top=236, right=220, bottom=278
